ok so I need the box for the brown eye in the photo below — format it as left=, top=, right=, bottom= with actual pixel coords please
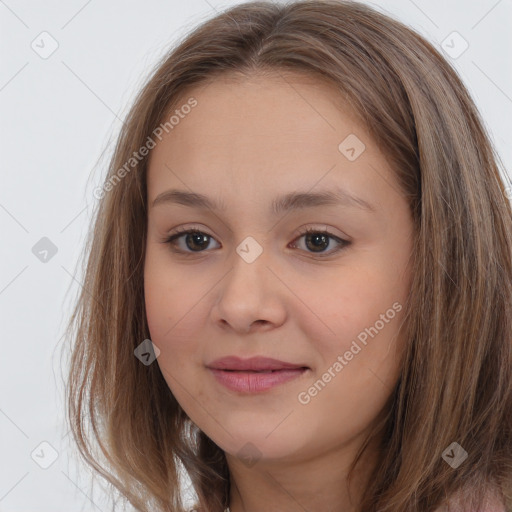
left=304, top=232, right=330, bottom=252
left=162, top=226, right=350, bottom=257
left=164, top=229, right=219, bottom=253
left=289, top=228, right=350, bottom=256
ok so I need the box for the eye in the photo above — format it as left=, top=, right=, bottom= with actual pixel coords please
left=161, top=225, right=350, bottom=257
left=162, top=226, right=220, bottom=253
left=289, top=227, right=350, bottom=256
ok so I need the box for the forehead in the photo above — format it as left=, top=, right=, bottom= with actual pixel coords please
left=169, top=71, right=357, bottom=142
left=146, top=72, right=384, bottom=199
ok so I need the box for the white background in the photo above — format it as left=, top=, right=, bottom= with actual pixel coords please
left=1, top=0, right=511, bottom=511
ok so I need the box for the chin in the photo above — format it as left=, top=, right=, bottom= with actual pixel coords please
left=206, top=424, right=307, bottom=464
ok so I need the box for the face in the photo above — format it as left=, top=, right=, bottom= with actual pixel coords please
left=144, top=72, right=414, bottom=464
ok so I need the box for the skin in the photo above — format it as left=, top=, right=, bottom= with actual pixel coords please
left=144, top=72, right=415, bottom=512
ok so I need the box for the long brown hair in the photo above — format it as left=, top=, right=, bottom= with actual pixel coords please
left=62, top=1, right=512, bottom=510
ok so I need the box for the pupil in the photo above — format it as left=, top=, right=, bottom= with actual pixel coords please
left=184, top=232, right=330, bottom=252
left=186, top=233, right=209, bottom=251
left=306, top=233, right=328, bottom=252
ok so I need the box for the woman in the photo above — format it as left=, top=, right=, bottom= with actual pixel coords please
left=64, top=1, right=512, bottom=510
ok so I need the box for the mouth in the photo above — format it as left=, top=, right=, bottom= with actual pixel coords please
left=206, top=355, right=309, bottom=372
left=206, top=356, right=310, bottom=393
left=220, top=369, right=304, bottom=373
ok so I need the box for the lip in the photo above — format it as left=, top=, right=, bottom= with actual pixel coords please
left=207, top=355, right=308, bottom=371
left=206, top=356, right=310, bottom=393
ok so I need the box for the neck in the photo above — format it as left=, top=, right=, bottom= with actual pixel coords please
left=225, top=435, right=379, bottom=512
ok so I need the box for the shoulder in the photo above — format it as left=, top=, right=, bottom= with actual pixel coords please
left=433, top=486, right=506, bottom=512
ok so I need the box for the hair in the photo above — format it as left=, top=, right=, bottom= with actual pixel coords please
left=62, top=1, right=512, bottom=511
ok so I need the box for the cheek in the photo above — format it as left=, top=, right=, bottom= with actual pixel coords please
left=143, top=251, right=201, bottom=385
left=294, top=274, right=405, bottom=444
left=144, top=266, right=204, bottom=409
left=296, top=267, right=405, bottom=360
left=143, top=245, right=204, bottom=344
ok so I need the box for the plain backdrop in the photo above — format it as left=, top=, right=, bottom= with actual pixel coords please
left=1, top=0, right=511, bottom=510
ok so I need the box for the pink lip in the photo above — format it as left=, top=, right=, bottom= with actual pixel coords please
left=207, top=355, right=307, bottom=371
left=206, top=356, right=309, bottom=393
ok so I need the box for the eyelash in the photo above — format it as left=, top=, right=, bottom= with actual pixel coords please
left=161, top=225, right=350, bottom=257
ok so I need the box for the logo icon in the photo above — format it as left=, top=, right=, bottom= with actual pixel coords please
left=134, top=338, right=161, bottom=365
left=32, top=237, right=58, bottom=263
left=338, top=134, right=366, bottom=161
left=237, top=442, right=262, bottom=468
left=236, top=236, right=263, bottom=264
left=441, top=31, right=469, bottom=59
left=31, top=441, right=59, bottom=469
left=442, top=442, right=468, bottom=469
left=31, top=32, right=59, bottom=59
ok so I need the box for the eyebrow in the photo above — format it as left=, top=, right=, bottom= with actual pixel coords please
left=151, top=187, right=376, bottom=215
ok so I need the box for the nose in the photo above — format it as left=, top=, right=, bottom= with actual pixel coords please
left=210, top=246, right=287, bottom=334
